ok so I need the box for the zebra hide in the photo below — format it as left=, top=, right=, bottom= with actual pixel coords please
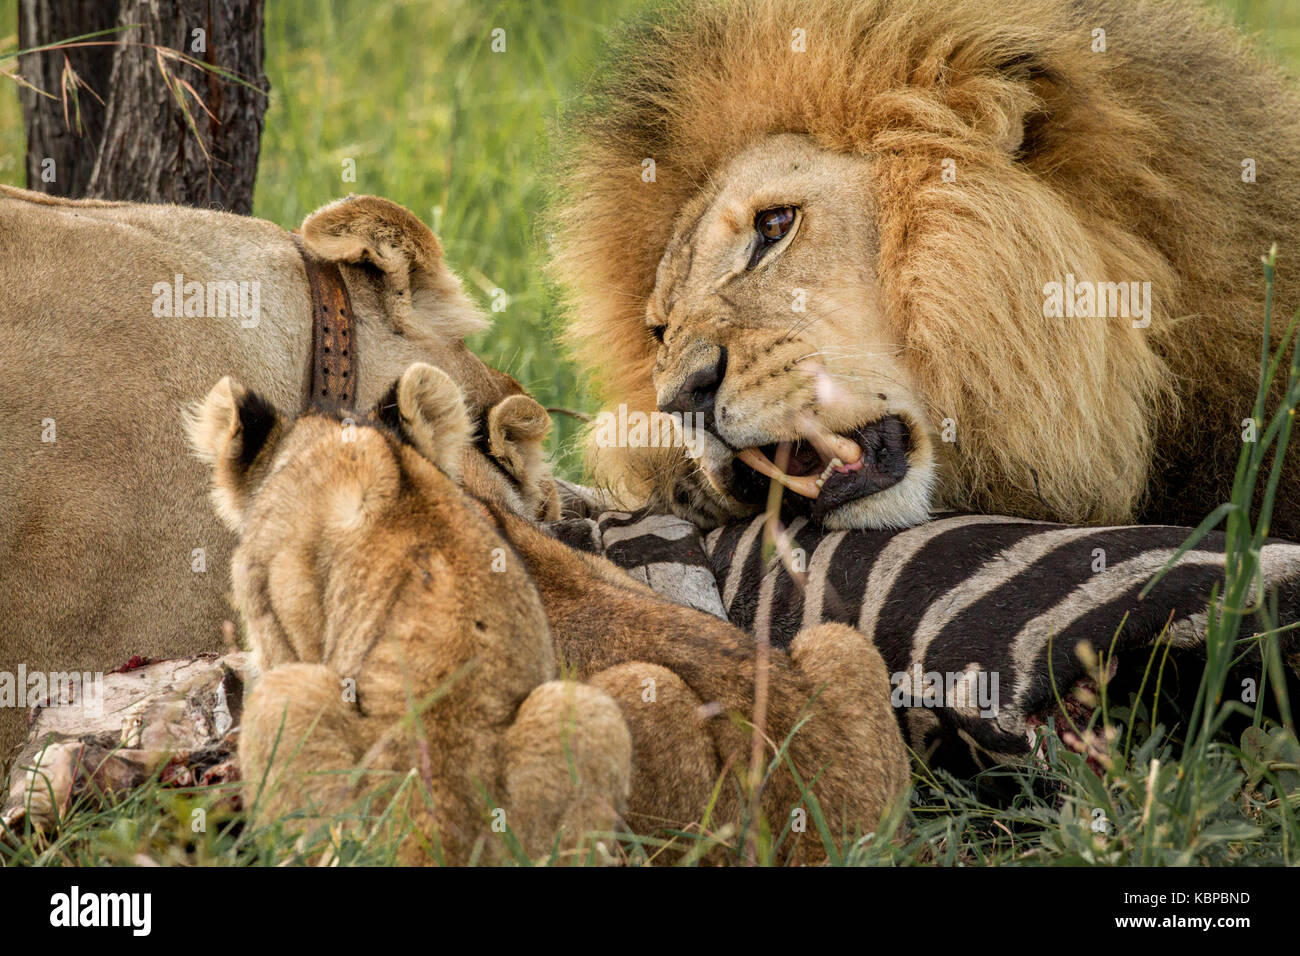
left=546, top=490, right=1300, bottom=775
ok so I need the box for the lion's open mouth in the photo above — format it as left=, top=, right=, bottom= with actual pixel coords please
left=731, top=415, right=911, bottom=521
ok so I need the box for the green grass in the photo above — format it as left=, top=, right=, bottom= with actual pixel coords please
left=4, top=253, right=1298, bottom=865
left=2, top=0, right=1299, bottom=472
left=0, top=0, right=644, bottom=475
left=1, top=0, right=1300, bottom=866
left=253, top=0, right=655, bottom=474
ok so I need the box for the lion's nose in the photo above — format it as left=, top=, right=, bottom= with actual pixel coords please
left=660, top=347, right=728, bottom=419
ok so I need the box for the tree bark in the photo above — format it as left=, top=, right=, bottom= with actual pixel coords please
left=17, top=0, right=269, bottom=213
left=16, top=0, right=118, bottom=197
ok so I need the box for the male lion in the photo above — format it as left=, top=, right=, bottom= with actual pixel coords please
left=187, top=363, right=627, bottom=864
left=554, top=0, right=1300, bottom=536
left=0, top=188, right=552, bottom=766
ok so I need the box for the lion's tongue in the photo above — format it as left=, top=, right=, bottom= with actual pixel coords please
left=737, top=433, right=865, bottom=500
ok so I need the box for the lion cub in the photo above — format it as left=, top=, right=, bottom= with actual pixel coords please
left=476, top=399, right=911, bottom=861
left=186, top=364, right=630, bottom=864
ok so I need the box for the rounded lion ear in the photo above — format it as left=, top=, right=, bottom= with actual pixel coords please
left=385, top=362, right=472, bottom=480
left=487, top=393, right=557, bottom=519
left=488, top=394, right=551, bottom=452
left=299, top=195, right=488, bottom=339
left=183, top=376, right=283, bottom=529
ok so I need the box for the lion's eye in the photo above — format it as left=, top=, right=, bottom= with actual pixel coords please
left=755, top=206, right=796, bottom=242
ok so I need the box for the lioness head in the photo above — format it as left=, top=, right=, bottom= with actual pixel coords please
left=555, top=0, right=1187, bottom=531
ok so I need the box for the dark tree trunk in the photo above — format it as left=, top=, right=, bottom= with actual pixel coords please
left=17, top=0, right=269, bottom=213
left=17, top=0, right=118, bottom=197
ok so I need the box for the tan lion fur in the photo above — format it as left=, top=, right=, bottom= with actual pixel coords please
left=553, top=0, right=1300, bottom=535
left=479, top=501, right=910, bottom=860
left=188, top=364, right=629, bottom=864
left=0, top=188, right=540, bottom=769
left=194, top=363, right=903, bottom=862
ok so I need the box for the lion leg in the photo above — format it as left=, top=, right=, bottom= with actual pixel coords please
left=502, top=680, right=631, bottom=862
left=239, top=663, right=364, bottom=838
left=783, top=623, right=910, bottom=843
left=585, top=662, right=734, bottom=843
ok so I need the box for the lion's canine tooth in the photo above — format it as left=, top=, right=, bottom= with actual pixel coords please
left=737, top=447, right=822, bottom=499
left=833, top=435, right=863, bottom=465
left=802, top=423, right=864, bottom=469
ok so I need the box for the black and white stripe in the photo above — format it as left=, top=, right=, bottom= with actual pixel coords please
left=547, top=489, right=1300, bottom=773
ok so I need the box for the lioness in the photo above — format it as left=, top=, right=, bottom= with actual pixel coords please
left=187, top=363, right=628, bottom=864
left=554, top=0, right=1300, bottom=536
left=0, top=188, right=550, bottom=764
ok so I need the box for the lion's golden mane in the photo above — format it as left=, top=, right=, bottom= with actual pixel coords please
left=553, top=0, right=1300, bottom=532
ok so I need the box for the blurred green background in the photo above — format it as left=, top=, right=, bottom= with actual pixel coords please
left=1, top=0, right=1299, bottom=475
